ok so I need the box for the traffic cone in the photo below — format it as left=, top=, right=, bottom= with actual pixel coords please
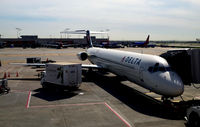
left=16, top=72, right=19, bottom=77
left=8, top=72, right=10, bottom=77
left=3, top=72, right=7, bottom=79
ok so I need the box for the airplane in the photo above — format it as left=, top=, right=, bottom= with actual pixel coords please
left=96, top=42, right=124, bottom=48
left=130, top=35, right=155, bottom=48
left=77, top=30, right=184, bottom=100
left=11, top=30, right=184, bottom=100
left=49, top=42, right=64, bottom=49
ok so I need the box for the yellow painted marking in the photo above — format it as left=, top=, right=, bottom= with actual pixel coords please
left=171, top=100, right=180, bottom=103
left=145, top=92, right=154, bottom=95
left=155, top=97, right=162, bottom=100
left=194, top=96, right=200, bottom=100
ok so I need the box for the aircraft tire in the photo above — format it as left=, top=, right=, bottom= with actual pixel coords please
left=41, top=82, right=48, bottom=89
left=188, top=112, right=200, bottom=127
left=68, top=86, right=79, bottom=91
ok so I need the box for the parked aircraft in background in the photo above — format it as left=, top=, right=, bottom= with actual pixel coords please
left=130, top=35, right=155, bottom=48
left=0, top=41, right=6, bottom=48
left=44, top=42, right=77, bottom=49
left=45, top=42, right=64, bottom=49
left=94, top=42, right=124, bottom=48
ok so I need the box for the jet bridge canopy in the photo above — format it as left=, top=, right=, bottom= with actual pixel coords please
left=160, top=49, right=200, bottom=85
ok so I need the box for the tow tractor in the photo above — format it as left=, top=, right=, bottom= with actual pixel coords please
left=0, top=79, right=10, bottom=94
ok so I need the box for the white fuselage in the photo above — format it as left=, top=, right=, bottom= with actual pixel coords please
left=86, top=47, right=184, bottom=97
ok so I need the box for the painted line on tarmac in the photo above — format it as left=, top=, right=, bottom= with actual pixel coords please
left=104, top=102, right=133, bottom=127
left=26, top=91, right=32, bottom=109
left=194, top=96, right=200, bottom=100
left=145, top=92, right=155, bottom=95
left=30, top=102, right=105, bottom=108
left=11, top=90, right=30, bottom=93
left=29, top=101, right=133, bottom=126
left=155, top=97, right=162, bottom=100
left=171, top=100, right=180, bottom=103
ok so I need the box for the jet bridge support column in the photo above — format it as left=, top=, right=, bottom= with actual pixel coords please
left=189, top=49, right=200, bottom=83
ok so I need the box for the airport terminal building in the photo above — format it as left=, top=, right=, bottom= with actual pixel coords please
left=0, top=35, right=109, bottom=48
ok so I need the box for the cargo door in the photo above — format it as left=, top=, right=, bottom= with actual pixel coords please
left=68, top=65, right=77, bottom=86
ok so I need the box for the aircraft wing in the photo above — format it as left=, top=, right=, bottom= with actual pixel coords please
left=10, top=63, right=102, bottom=69
left=81, top=64, right=103, bottom=69
left=10, top=63, right=46, bottom=67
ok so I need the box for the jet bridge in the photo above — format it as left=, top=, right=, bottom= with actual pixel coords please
left=160, top=49, right=200, bottom=85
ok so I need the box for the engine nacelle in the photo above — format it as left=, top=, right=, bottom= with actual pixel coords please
left=77, top=52, right=88, bottom=61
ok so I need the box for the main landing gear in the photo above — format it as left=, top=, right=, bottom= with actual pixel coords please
left=161, top=96, right=174, bottom=102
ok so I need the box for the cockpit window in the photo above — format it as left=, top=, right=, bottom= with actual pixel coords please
left=148, top=63, right=172, bottom=73
left=152, top=63, right=159, bottom=72
left=165, top=67, right=172, bottom=71
left=159, top=67, right=166, bottom=72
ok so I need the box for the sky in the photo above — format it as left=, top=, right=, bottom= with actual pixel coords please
left=0, top=0, right=200, bottom=40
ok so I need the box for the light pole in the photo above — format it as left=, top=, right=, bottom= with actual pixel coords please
left=106, top=29, right=110, bottom=39
left=0, top=34, right=2, bottom=43
left=60, top=28, right=70, bottom=39
left=60, top=32, right=62, bottom=38
left=16, top=28, right=22, bottom=38
left=100, top=30, right=104, bottom=38
left=65, top=28, right=70, bottom=38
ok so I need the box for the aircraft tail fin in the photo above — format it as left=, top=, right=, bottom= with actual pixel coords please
left=144, top=35, right=150, bottom=46
left=86, top=30, right=93, bottom=47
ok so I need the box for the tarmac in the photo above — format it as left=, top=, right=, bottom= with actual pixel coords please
left=0, top=47, right=200, bottom=127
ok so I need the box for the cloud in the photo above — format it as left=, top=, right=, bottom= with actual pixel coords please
left=178, top=0, right=200, bottom=5
left=0, top=0, right=200, bottom=40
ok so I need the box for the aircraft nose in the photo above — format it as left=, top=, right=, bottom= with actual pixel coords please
left=166, top=72, right=184, bottom=96
left=157, top=72, right=184, bottom=97
left=171, top=72, right=184, bottom=96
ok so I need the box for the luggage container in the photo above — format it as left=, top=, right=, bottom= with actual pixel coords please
left=41, top=62, right=82, bottom=90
